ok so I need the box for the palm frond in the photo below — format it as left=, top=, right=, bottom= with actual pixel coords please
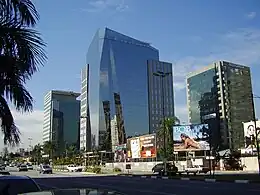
left=0, top=19, right=47, bottom=78
left=0, top=95, right=20, bottom=145
left=0, top=0, right=39, bottom=27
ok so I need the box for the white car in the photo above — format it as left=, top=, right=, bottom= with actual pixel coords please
left=66, top=165, right=83, bottom=172
left=26, top=164, right=33, bottom=170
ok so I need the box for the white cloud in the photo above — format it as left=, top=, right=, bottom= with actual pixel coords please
left=0, top=109, right=44, bottom=150
left=173, top=28, right=260, bottom=91
left=246, top=12, right=256, bottom=19
left=86, top=0, right=129, bottom=13
left=175, top=105, right=188, bottom=124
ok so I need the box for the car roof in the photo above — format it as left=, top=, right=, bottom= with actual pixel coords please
left=0, top=175, right=31, bottom=180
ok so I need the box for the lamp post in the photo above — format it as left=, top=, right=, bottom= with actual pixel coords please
left=153, top=70, right=172, bottom=175
left=251, top=94, right=260, bottom=174
left=28, top=138, right=32, bottom=151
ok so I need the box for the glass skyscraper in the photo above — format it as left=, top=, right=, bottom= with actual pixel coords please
left=80, top=28, right=175, bottom=150
left=187, top=61, right=254, bottom=150
left=43, top=90, right=80, bottom=156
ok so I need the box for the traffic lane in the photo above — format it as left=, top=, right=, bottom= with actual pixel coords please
left=7, top=169, right=71, bottom=178
left=34, top=176, right=260, bottom=195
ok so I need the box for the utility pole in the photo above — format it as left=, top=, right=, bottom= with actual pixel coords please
left=251, top=93, right=260, bottom=175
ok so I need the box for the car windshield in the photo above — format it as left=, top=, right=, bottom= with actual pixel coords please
left=21, top=165, right=27, bottom=168
left=0, top=179, right=39, bottom=194
left=43, top=165, right=50, bottom=169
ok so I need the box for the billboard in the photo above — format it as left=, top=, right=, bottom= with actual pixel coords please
left=139, top=134, right=156, bottom=158
left=127, top=134, right=157, bottom=158
left=243, top=121, right=260, bottom=153
left=114, top=144, right=127, bottom=162
left=129, top=137, right=140, bottom=158
left=173, top=124, right=210, bottom=151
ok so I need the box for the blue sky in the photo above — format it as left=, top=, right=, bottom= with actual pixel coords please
left=4, top=0, right=260, bottom=149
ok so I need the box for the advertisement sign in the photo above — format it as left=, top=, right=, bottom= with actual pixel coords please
left=243, top=121, right=260, bottom=153
left=129, top=137, right=141, bottom=159
left=114, top=144, right=127, bottom=162
left=173, top=124, right=210, bottom=151
left=139, top=134, right=156, bottom=158
left=127, top=134, right=157, bottom=159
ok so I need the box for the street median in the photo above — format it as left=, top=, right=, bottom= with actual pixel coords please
left=119, top=173, right=260, bottom=184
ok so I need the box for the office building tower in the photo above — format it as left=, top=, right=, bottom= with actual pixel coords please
left=43, top=90, right=80, bottom=156
left=111, top=115, right=119, bottom=152
left=80, top=27, right=171, bottom=150
left=187, top=61, right=254, bottom=150
left=147, top=60, right=175, bottom=134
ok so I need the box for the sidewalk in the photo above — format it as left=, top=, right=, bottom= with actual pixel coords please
left=53, top=169, right=118, bottom=176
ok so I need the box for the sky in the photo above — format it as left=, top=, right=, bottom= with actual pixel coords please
left=2, top=0, right=260, bottom=150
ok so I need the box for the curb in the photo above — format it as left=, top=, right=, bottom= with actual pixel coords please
left=120, top=175, right=254, bottom=184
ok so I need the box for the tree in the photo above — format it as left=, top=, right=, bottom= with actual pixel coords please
left=43, top=141, right=55, bottom=159
left=0, top=0, right=47, bottom=146
left=65, top=144, right=77, bottom=158
left=157, top=117, right=180, bottom=160
left=31, top=143, right=42, bottom=163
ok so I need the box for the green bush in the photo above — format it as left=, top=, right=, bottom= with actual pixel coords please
left=92, top=167, right=101, bottom=174
left=84, top=166, right=93, bottom=172
left=113, top=167, right=122, bottom=172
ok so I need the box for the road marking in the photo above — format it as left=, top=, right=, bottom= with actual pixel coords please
left=235, top=180, right=249, bottom=184
left=205, top=179, right=216, bottom=182
left=181, top=178, right=190, bottom=180
left=151, top=176, right=157, bottom=179
left=162, top=177, right=168, bottom=179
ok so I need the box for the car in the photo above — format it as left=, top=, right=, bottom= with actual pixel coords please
left=17, top=164, right=28, bottom=172
left=67, top=164, right=83, bottom=172
left=38, top=164, right=52, bottom=174
left=26, top=164, right=33, bottom=170
left=185, top=165, right=210, bottom=175
left=0, top=175, right=41, bottom=194
left=152, top=162, right=178, bottom=175
left=0, top=164, right=5, bottom=171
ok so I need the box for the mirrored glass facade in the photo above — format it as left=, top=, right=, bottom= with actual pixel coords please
left=43, top=90, right=80, bottom=156
left=147, top=60, right=175, bottom=134
left=187, top=61, right=254, bottom=150
left=80, top=28, right=160, bottom=150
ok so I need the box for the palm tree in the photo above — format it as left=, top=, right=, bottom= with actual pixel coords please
left=43, top=141, right=55, bottom=159
left=158, top=117, right=180, bottom=141
left=0, top=0, right=46, bottom=146
left=157, top=116, right=180, bottom=160
left=31, top=143, right=42, bottom=164
left=66, top=144, right=77, bottom=158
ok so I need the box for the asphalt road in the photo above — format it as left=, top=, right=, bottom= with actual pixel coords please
left=4, top=167, right=260, bottom=195
left=33, top=175, right=260, bottom=195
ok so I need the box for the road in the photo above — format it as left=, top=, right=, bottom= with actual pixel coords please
left=5, top=168, right=260, bottom=195
left=35, top=175, right=260, bottom=195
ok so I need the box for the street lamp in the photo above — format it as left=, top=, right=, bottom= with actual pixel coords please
left=251, top=94, right=260, bottom=174
left=153, top=70, right=172, bottom=175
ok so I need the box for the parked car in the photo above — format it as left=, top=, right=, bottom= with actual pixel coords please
left=0, top=175, right=41, bottom=194
left=0, top=165, right=5, bottom=171
left=38, top=164, right=52, bottom=174
left=17, top=164, right=28, bottom=172
left=67, top=165, right=83, bottom=172
left=26, top=164, right=33, bottom=170
left=186, top=165, right=210, bottom=175
left=152, top=162, right=178, bottom=175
